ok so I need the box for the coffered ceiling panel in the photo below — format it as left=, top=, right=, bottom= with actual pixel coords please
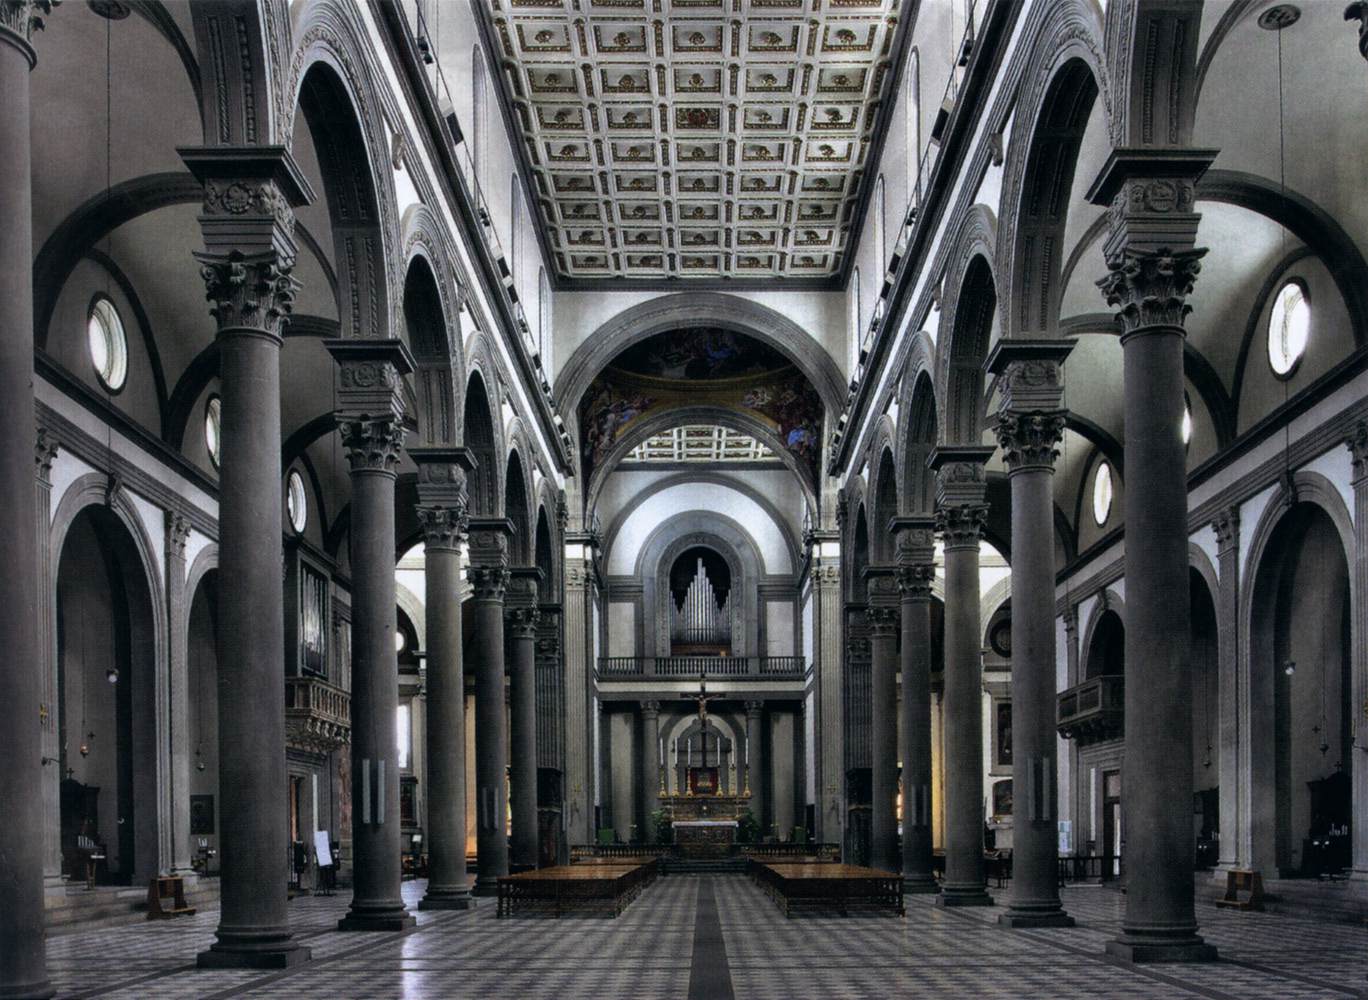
left=483, top=0, right=905, bottom=287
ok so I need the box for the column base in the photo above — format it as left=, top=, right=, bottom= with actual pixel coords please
left=337, top=903, right=415, bottom=933
left=902, top=873, right=940, bottom=894
left=999, top=907, right=1075, bottom=928
left=197, top=941, right=312, bottom=970
left=419, top=889, right=477, bottom=911
left=936, top=885, right=994, bottom=907
left=472, top=875, right=504, bottom=897
left=0, top=979, right=55, bottom=1000
left=1106, top=934, right=1217, bottom=964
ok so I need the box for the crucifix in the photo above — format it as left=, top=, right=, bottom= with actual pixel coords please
left=681, top=671, right=723, bottom=769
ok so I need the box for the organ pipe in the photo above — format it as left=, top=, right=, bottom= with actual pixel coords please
left=671, top=557, right=730, bottom=647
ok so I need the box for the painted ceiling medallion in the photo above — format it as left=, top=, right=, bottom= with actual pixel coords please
left=486, top=3, right=901, bottom=283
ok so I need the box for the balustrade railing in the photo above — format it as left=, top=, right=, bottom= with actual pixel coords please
left=597, top=657, right=807, bottom=679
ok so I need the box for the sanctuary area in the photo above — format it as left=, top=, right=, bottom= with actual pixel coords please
left=1, top=0, right=1367, bottom=997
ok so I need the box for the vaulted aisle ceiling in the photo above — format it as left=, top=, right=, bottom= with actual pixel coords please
left=483, top=0, right=904, bottom=286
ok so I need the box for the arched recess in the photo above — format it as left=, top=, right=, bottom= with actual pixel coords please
left=898, top=367, right=939, bottom=515
left=1081, top=594, right=1125, bottom=681
left=553, top=292, right=846, bottom=419
left=1241, top=473, right=1357, bottom=874
left=504, top=448, right=532, bottom=565
left=998, top=52, right=1102, bottom=340
left=935, top=208, right=998, bottom=446
left=665, top=712, right=741, bottom=795
left=584, top=406, right=819, bottom=518
left=402, top=206, right=466, bottom=446
left=849, top=502, right=870, bottom=604
left=463, top=366, right=502, bottom=517
left=868, top=444, right=899, bottom=564
left=534, top=504, right=558, bottom=605
left=633, top=515, right=766, bottom=659
left=49, top=479, right=166, bottom=885
left=288, top=20, right=398, bottom=342
left=186, top=562, right=221, bottom=849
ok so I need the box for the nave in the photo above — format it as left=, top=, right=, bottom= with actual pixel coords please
left=36, top=876, right=1368, bottom=1000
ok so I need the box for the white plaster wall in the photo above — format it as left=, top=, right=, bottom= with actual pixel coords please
left=598, top=468, right=808, bottom=547
left=607, top=602, right=636, bottom=658
left=766, top=602, right=795, bottom=657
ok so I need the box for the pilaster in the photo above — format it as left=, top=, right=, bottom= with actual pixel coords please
left=1208, top=506, right=1244, bottom=874
left=1345, top=423, right=1368, bottom=876
left=893, top=516, right=937, bottom=893
left=808, top=531, right=843, bottom=846
left=165, top=511, right=193, bottom=875
left=36, top=426, right=60, bottom=888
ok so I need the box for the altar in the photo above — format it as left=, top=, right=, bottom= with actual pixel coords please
left=658, top=793, right=750, bottom=822
left=672, top=820, right=738, bottom=859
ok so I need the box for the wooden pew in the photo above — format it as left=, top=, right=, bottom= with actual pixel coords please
left=749, top=860, right=904, bottom=918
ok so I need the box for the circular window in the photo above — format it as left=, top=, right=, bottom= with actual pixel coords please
left=1268, top=280, right=1309, bottom=377
left=87, top=296, right=128, bottom=392
left=1181, top=397, right=1193, bottom=448
left=1092, top=461, right=1113, bottom=526
left=286, top=469, right=308, bottom=534
left=394, top=629, right=407, bottom=654
left=204, top=396, right=222, bottom=469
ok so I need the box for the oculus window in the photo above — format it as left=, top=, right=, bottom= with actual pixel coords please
left=87, top=296, right=128, bottom=393
left=204, top=395, right=222, bottom=469
left=1268, top=280, right=1309, bottom=377
left=286, top=469, right=308, bottom=534
left=1092, top=460, right=1113, bottom=526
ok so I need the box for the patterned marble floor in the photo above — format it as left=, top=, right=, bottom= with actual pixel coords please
left=36, top=877, right=1368, bottom=999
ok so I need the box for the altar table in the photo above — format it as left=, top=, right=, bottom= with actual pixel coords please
left=673, top=819, right=738, bottom=859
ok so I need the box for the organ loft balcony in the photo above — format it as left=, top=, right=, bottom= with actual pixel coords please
left=1056, top=674, right=1124, bottom=746
left=285, top=675, right=352, bottom=754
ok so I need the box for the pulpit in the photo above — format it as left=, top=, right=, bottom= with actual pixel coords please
left=672, top=820, right=738, bottom=859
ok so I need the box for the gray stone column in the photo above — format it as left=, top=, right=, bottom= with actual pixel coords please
left=1210, top=507, right=1243, bottom=873
left=36, top=427, right=60, bottom=890
left=929, top=446, right=995, bottom=907
left=469, top=520, right=513, bottom=894
left=893, top=517, right=939, bottom=893
left=507, top=567, right=541, bottom=869
left=562, top=541, right=595, bottom=847
left=1062, top=606, right=1082, bottom=851
left=866, top=591, right=900, bottom=874
left=165, top=512, right=194, bottom=875
left=1345, top=423, right=1368, bottom=877
left=411, top=448, right=476, bottom=910
left=182, top=147, right=313, bottom=970
left=329, top=339, right=416, bottom=933
left=1090, top=149, right=1216, bottom=962
left=639, top=701, right=661, bottom=844
left=987, top=340, right=1075, bottom=929
left=746, top=701, right=766, bottom=830
left=0, top=8, right=52, bottom=993
left=808, top=534, right=844, bottom=845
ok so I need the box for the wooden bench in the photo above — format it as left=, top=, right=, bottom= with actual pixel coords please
left=749, top=861, right=904, bottom=918
left=496, top=860, right=658, bottom=918
left=1214, top=869, right=1265, bottom=911
left=146, top=875, right=196, bottom=920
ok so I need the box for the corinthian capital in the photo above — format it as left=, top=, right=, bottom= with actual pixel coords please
left=935, top=503, right=988, bottom=550
left=896, top=563, right=935, bottom=602
left=468, top=565, right=508, bottom=601
left=1096, top=247, right=1207, bottom=337
left=505, top=606, right=540, bottom=638
left=994, top=410, right=1067, bottom=473
left=337, top=416, right=406, bottom=475
left=1, top=0, right=55, bottom=46
left=1346, top=2, right=1368, bottom=61
left=417, top=505, right=466, bottom=552
left=865, top=605, right=899, bottom=637
left=196, top=251, right=299, bottom=339
left=1211, top=505, right=1240, bottom=553
left=1346, top=419, right=1368, bottom=485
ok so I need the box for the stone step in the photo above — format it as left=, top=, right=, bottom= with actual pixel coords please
left=45, top=878, right=222, bottom=934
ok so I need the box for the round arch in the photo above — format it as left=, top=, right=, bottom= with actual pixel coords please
left=585, top=405, right=819, bottom=517
left=462, top=363, right=503, bottom=517
left=402, top=205, right=467, bottom=446
left=934, top=208, right=999, bottom=446
left=897, top=364, right=939, bottom=515
left=649, top=529, right=754, bottom=658
left=553, top=292, right=847, bottom=417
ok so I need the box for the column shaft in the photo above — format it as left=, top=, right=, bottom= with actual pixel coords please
left=166, top=514, right=193, bottom=874
left=563, top=557, right=593, bottom=846
left=200, top=326, right=305, bottom=966
left=1211, top=509, right=1242, bottom=872
left=939, top=531, right=990, bottom=905
left=509, top=607, right=540, bottom=867
left=338, top=465, right=411, bottom=930
left=639, top=703, right=660, bottom=845
left=469, top=525, right=511, bottom=895
left=0, top=17, right=52, bottom=997
left=419, top=537, right=474, bottom=908
left=868, top=611, right=899, bottom=873
left=1348, top=425, right=1368, bottom=877
left=894, top=520, right=937, bottom=893
left=746, top=703, right=765, bottom=832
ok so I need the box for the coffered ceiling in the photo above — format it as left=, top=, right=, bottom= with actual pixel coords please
left=481, top=0, right=907, bottom=288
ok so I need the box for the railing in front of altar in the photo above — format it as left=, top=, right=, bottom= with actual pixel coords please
left=596, top=656, right=807, bottom=679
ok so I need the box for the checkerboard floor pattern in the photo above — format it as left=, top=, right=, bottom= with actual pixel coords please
left=37, top=877, right=1368, bottom=998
